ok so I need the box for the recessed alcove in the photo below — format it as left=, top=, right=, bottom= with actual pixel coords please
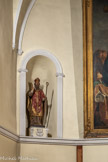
left=18, top=49, right=64, bottom=138
left=26, top=55, right=57, bottom=137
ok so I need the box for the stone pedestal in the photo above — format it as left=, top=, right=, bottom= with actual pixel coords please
left=29, top=127, right=49, bottom=138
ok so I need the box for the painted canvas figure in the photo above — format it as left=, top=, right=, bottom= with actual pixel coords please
left=93, top=0, right=108, bottom=129
left=84, top=0, right=108, bottom=137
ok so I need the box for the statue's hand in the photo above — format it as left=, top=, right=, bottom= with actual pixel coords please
left=31, top=87, right=34, bottom=91
left=46, top=82, right=49, bottom=86
left=42, top=97, right=46, bottom=101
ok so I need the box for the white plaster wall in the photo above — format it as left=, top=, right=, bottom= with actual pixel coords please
left=0, top=0, right=17, bottom=134
left=0, top=135, right=18, bottom=162
left=26, top=56, right=57, bottom=137
left=17, top=0, right=79, bottom=138
left=83, top=146, right=108, bottom=162
left=70, top=0, right=83, bottom=137
left=20, top=144, right=76, bottom=162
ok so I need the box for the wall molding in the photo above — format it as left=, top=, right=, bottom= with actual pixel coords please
left=18, top=68, right=28, bottom=73
left=0, top=126, right=19, bottom=142
left=19, top=136, right=108, bottom=146
left=1, top=126, right=108, bottom=146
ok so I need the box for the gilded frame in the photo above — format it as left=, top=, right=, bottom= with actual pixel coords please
left=83, top=0, right=108, bottom=137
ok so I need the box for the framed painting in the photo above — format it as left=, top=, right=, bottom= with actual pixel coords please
left=84, top=0, right=108, bottom=137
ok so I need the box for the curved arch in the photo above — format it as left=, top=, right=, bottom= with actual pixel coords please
left=19, top=49, right=63, bottom=74
left=13, top=0, right=23, bottom=49
left=18, top=0, right=36, bottom=54
left=18, top=50, right=64, bottom=138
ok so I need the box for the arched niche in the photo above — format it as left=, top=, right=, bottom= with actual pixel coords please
left=18, top=49, right=64, bottom=138
left=26, top=55, right=57, bottom=137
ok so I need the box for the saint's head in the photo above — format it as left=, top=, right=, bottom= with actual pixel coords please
left=94, top=50, right=108, bottom=65
left=34, top=78, right=40, bottom=89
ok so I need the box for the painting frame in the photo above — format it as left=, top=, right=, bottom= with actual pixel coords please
left=83, top=0, right=108, bottom=138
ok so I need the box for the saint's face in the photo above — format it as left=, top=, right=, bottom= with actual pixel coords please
left=102, top=51, right=107, bottom=60
left=35, top=80, right=40, bottom=89
left=98, top=51, right=103, bottom=59
left=101, top=51, right=108, bottom=64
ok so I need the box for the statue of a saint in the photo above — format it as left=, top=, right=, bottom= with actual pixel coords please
left=27, top=78, right=47, bottom=127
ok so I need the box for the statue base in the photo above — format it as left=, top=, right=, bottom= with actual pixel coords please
left=29, top=127, right=49, bottom=138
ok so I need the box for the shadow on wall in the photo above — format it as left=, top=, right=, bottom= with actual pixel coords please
left=70, top=0, right=83, bottom=138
